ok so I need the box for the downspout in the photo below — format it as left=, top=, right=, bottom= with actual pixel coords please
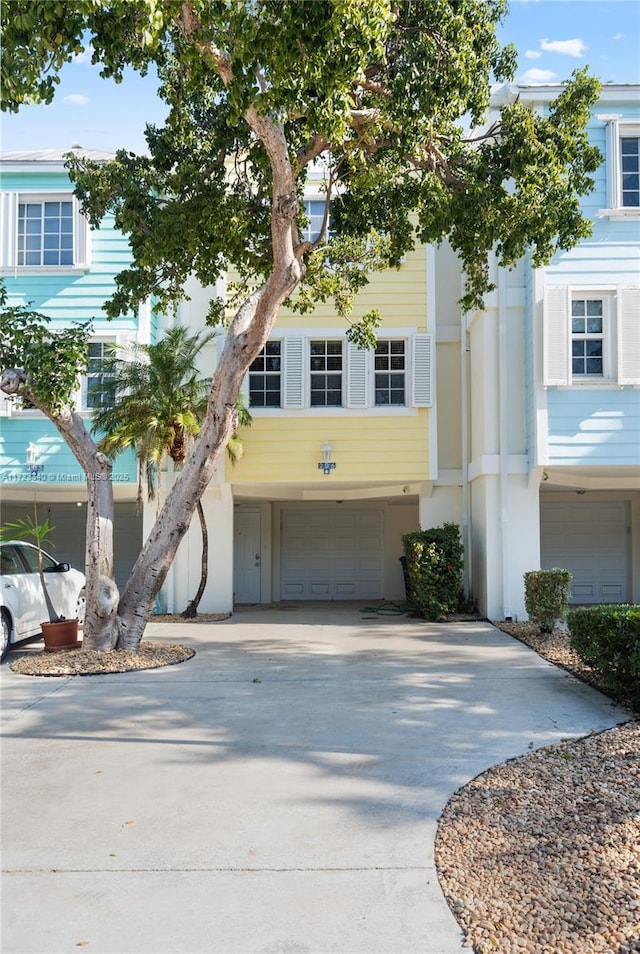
left=460, top=286, right=471, bottom=602
left=498, top=268, right=511, bottom=619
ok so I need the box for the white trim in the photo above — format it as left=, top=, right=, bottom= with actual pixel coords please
left=600, top=119, right=640, bottom=217
left=0, top=189, right=91, bottom=269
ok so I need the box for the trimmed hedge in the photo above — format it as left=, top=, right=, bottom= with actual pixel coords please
left=401, top=523, right=464, bottom=621
left=524, top=568, right=572, bottom=634
left=567, top=604, right=640, bottom=710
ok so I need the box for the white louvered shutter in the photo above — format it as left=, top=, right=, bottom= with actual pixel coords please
left=617, top=287, right=640, bottom=386
left=73, top=198, right=91, bottom=268
left=543, top=286, right=570, bottom=386
left=346, top=341, right=368, bottom=408
left=283, top=336, right=305, bottom=408
left=411, top=334, right=433, bottom=407
left=0, top=192, right=18, bottom=268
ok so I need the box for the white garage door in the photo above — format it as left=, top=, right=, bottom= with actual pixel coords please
left=540, top=500, right=629, bottom=603
left=281, top=509, right=383, bottom=600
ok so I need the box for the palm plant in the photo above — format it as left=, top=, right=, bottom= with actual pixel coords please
left=91, top=325, right=251, bottom=617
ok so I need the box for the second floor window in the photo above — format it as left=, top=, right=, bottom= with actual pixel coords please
left=249, top=341, right=282, bottom=407
left=302, top=199, right=329, bottom=243
left=571, top=298, right=604, bottom=376
left=621, top=137, right=640, bottom=208
left=375, top=340, right=406, bottom=405
left=84, top=342, right=115, bottom=410
left=18, top=199, right=73, bottom=266
left=310, top=340, right=342, bottom=406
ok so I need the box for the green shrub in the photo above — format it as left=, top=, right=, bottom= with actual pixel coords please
left=401, top=524, right=464, bottom=621
left=524, top=568, right=572, bottom=633
left=568, top=604, right=640, bottom=710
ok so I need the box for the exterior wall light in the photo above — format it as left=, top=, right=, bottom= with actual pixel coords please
left=26, top=442, right=44, bottom=476
left=318, top=442, right=336, bottom=476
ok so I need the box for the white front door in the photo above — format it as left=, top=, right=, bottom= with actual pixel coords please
left=234, top=510, right=262, bottom=604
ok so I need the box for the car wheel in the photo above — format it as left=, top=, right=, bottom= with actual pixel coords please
left=76, top=589, right=86, bottom=627
left=1, top=611, right=11, bottom=661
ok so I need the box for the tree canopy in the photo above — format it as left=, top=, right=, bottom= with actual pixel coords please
left=2, top=0, right=602, bottom=328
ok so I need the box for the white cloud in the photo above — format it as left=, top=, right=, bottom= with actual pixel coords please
left=612, top=33, right=624, bottom=41
left=525, top=49, right=542, bottom=59
left=64, top=94, right=90, bottom=107
left=520, top=68, right=557, bottom=83
left=540, top=38, right=588, bottom=57
left=71, top=45, right=94, bottom=65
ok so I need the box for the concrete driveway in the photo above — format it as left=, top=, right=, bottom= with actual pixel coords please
left=0, top=603, right=628, bottom=954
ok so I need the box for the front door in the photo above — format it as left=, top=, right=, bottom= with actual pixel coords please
left=234, top=510, right=262, bottom=604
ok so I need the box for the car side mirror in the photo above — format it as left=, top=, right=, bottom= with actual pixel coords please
left=55, top=562, right=70, bottom=573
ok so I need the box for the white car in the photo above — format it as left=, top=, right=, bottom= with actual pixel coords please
left=0, top=541, right=86, bottom=659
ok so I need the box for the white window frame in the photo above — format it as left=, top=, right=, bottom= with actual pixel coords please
left=242, top=331, right=433, bottom=413
left=301, top=197, right=331, bottom=244
left=544, top=285, right=640, bottom=388
left=374, top=339, right=407, bottom=407
left=601, top=119, right=640, bottom=218
left=570, top=295, right=608, bottom=379
left=1, top=190, right=91, bottom=271
left=248, top=339, right=283, bottom=408
left=309, top=338, right=344, bottom=407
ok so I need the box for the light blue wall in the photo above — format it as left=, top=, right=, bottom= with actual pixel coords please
left=547, top=389, right=640, bottom=465
left=544, top=99, right=640, bottom=286
left=1, top=164, right=139, bottom=489
left=534, top=93, right=640, bottom=470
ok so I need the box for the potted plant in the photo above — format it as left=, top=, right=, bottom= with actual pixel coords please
left=0, top=508, right=80, bottom=652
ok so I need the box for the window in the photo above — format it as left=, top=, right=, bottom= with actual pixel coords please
left=83, top=342, right=115, bottom=410
left=571, top=298, right=604, bottom=376
left=374, top=340, right=406, bottom=405
left=603, top=121, right=640, bottom=214
left=18, top=199, right=73, bottom=266
left=0, top=191, right=90, bottom=269
left=310, top=340, right=342, bottom=406
left=544, top=285, right=640, bottom=387
left=249, top=341, right=282, bottom=407
left=302, top=199, right=329, bottom=243
left=242, top=333, right=433, bottom=410
left=621, top=137, right=640, bottom=207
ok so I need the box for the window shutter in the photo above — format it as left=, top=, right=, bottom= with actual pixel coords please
left=346, top=341, right=368, bottom=408
left=543, top=286, right=570, bottom=386
left=73, top=199, right=91, bottom=268
left=283, top=336, right=304, bottom=408
left=411, top=334, right=433, bottom=407
left=617, top=287, right=640, bottom=385
left=0, top=391, right=13, bottom=417
left=0, top=192, right=18, bottom=268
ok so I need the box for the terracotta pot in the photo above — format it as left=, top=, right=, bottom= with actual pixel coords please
left=41, top=619, right=80, bottom=653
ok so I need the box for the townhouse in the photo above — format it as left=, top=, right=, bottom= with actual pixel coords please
left=2, top=82, right=638, bottom=620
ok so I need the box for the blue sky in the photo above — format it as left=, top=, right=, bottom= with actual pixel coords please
left=2, top=0, right=639, bottom=155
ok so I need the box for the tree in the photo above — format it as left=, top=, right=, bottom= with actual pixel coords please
left=92, top=325, right=250, bottom=618
left=0, top=0, right=602, bottom=650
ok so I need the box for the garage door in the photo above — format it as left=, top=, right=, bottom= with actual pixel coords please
left=540, top=500, right=629, bottom=603
left=281, top=509, right=383, bottom=600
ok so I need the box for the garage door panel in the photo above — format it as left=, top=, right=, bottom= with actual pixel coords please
left=281, top=509, right=383, bottom=600
left=541, top=500, right=629, bottom=604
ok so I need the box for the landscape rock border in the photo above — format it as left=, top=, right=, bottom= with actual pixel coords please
left=9, top=641, right=194, bottom=676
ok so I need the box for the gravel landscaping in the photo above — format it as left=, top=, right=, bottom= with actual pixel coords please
left=435, top=621, right=639, bottom=954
